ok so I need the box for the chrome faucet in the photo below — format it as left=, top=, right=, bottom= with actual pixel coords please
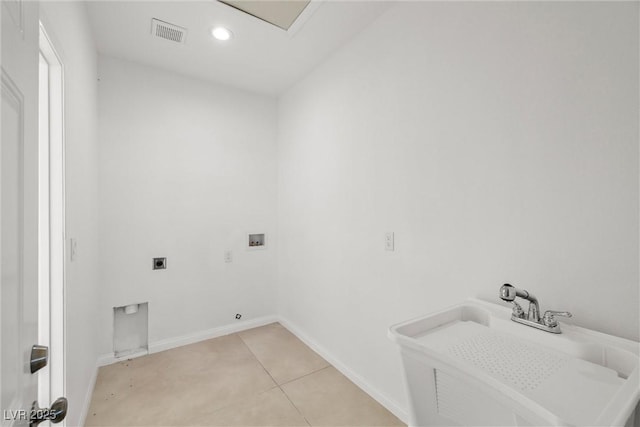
left=499, top=284, right=572, bottom=333
left=499, top=283, right=540, bottom=321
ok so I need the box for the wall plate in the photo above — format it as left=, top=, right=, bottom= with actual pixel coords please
left=247, top=232, right=266, bottom=250
left=153, top=257, right=166, bottom=269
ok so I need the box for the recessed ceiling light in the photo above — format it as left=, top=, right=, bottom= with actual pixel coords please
left=212, top=27, right=233, bottom=41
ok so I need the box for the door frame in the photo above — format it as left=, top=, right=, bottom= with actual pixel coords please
left=37, top=21, right=65, bottom=417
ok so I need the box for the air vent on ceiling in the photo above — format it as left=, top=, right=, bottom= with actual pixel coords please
left=151, top=18, right=187, bottom=44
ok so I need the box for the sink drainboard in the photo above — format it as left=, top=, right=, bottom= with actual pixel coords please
left=447, top=331, right=569, bottom=392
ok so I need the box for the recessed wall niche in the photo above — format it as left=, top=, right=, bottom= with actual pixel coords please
left=113, top=302, right=149, bottom=358
left=247, top=233, right=266, bottom=250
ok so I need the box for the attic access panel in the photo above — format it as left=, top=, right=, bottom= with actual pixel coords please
left=219, top=0, right=311, bottom=30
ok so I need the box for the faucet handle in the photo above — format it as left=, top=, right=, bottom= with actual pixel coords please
left=543, top=310, right=572, bottom=327
left=511, top=301, right=525, bottom=319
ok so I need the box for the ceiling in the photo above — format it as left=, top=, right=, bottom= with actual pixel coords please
left=86, top=1, right=391, bottom=95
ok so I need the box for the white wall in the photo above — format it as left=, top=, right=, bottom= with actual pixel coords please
left=39, top=2, right=101, bottom=426
left=277, top=1, right=639, bottom=416
left=97, top=56, right=278, bottom=355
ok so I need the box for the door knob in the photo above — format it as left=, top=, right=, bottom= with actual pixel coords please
left=30, top=397, right=67, bottom=427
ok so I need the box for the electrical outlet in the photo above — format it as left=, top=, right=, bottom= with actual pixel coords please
left=224, top=250, right=232, bottom=263
left=153, top=257, right=167, bottom=270
left=385, top=232, right=394, bottom=251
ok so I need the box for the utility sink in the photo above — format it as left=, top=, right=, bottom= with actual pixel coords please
left=389, top=299, right=640, bottom=426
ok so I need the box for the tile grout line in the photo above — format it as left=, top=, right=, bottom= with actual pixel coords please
left=187, top=334, right=280, bottom=420
left=236, top=332, right=312, bottom=426
left=278, top=364, right=331, bottom=387
left=236, top=332, right=280, bottom=386
left=279, top=385, right=312, bottom=427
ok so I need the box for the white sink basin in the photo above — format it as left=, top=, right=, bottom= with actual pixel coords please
left=389, top=299, right=639, bottom=426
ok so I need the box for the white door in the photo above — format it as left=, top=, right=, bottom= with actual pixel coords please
left=2, top=2, right=66, bottom=426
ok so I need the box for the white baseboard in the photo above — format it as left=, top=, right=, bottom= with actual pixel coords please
left=78, top=361, right=99, bottom=427
left=149, top=315, right=278, bottom=354
left=96, top=314, right=279, bottom=367
left=277, top=316, right=409, bottom=424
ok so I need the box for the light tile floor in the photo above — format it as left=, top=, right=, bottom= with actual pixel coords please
left=86, top=323, right=405, bottom=427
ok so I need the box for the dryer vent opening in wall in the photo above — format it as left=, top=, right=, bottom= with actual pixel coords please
left=151, top=18, right=187, bottom=44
